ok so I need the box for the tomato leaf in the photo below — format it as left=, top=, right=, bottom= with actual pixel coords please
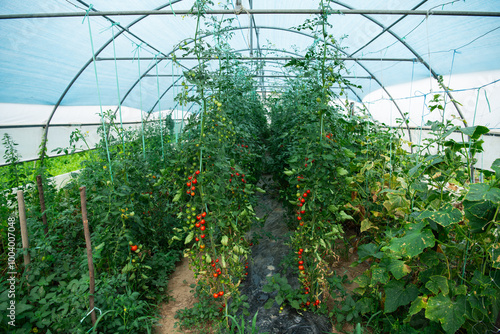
left=184, top=231, right=194, bottom=244
left=337, top=167, right=348, bottom=176
left=173, top=190, right=182, bottom=202
left=338, top=210, right=354, bottom=221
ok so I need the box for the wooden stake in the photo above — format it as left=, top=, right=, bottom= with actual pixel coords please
left=36, top=175, right=49, bottom=235
left=79, top=186, right=96, bottom=326
left=16, top=190, right=30, bottom=266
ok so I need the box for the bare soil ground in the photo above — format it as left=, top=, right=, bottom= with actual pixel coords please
left=155, top=257, right=197, bottom=334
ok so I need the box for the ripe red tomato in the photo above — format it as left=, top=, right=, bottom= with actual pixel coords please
left=192, top=179, right=197, bottom=184
left=299, top=248, right=303, bottom=253
left=218, top=291, right=224, bottom=296
left=299, top=265, right=304, bottom=270
left=202, top=212, right=207, bottom=217
left=213, top=293, right=219, bottom=298
left=130, top=245, right=138, bottom=251
left=306, top=189, right=311, bottom=194
left=195, top=170, right=200, bottom=175
left=190, top=192, right=195, bottom=196
left=213, top=273, right=218, bottom=278
left=186, top=182, right=191, bottom=187
left=201, top=234, right=205, bottom=238
left=191, top=186, right=196, bottom=191
left=297, top=216, right=302, bottom=220
left=299, top=260, right=304, bottom=265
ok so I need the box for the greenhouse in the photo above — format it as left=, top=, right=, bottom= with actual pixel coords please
left=0, top=0, right=499, bottom=333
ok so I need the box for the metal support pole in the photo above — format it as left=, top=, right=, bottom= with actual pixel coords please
left=2, top=9, right=500, bottom=19
left=97, top=56, right=419, bottom=62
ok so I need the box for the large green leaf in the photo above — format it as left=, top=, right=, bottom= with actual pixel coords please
left=426, top=294, right=466, bottom=334
left=443, top=139, right=484, bottom=154
left=387, top=258, right=412, bottom=280
left=371, top=266, right=389, bottom=286
left=463, top=199, right=496, bottom=233
left=491, top=158, right=500, bottom=176
left=425, top=275, right=449, bottom=296
left=384, top=279, right=419, bottom=313
left=377, top=257, right=412, bottom=280
left=385, top=222, right=436, bottom=257
left=412, top=204, right=462, bottom=227
left=357, top=243, right=384, bottom=262
left=459, top=125, right=489, bottom=140
left=491, top=243, right=500, bottom=269
left=465, top=183, right=500, bottom=204
left=405, top=296, right=428, bottom=323
left=383, top=191, right=410, bottom=217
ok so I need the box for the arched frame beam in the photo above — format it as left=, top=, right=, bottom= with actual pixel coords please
left=39, top=0, right=186, bottom=160
left=330, top=0, right=466, bottom=123
left=116, top=24, right=412, bottom=139
left=143, top=47, right=371, bottom=116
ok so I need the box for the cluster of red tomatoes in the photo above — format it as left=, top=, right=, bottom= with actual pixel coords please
left=211, top=258, right=224, bottom=299
left=229, top=169, right=246, bottom=184
left=296, top=189, right=311, bottom=226
left=304, top=157, right=315, bottom=168
left=185, top=170, right=201, bottom=196
left=210, top=258, right=222, bottom=279
left=194, top=211, right=207, bottom=242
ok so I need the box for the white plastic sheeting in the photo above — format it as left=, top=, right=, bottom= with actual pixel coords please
left=0, top=0, right=499, bottom=166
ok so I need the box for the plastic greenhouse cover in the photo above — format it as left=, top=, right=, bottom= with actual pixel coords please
left=0, top=0, right=499, bottom=168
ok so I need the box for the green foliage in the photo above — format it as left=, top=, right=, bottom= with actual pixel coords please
left=0, top=109, right=183, bottom=333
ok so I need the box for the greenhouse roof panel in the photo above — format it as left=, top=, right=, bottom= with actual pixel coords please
left=0, top=0, right=499, bottom=164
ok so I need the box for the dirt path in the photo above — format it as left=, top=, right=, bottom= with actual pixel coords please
left=155, top=257, right=197, bottom=334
